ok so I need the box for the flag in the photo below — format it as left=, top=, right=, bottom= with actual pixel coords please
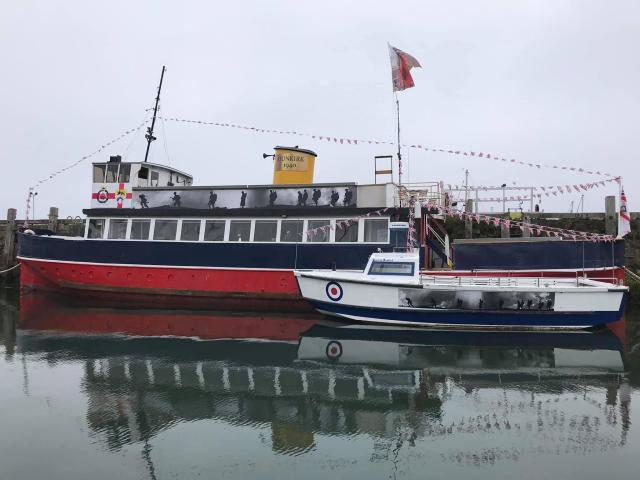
left=389, top=44, right=421, bottom=91
left=618, top=188, right=631, bottom=237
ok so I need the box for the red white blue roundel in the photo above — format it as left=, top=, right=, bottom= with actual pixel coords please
left=325, top=281, right=343, bottom=301
left=325, top=340, right=343, bottom=359
left=97, top=188, right=109, bottom=204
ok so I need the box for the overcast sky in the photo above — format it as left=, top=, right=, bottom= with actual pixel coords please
left=2, top=0, right=638, bottom=218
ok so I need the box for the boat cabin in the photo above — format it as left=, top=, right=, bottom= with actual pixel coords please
left=364, top=251, right=421, bottom=279
left=91, top=156, right=193, bottom=209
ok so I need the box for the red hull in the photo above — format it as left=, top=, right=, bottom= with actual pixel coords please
left=20, top=258, right=625, bottom=311
left=19, top=258, right=310, bottom=311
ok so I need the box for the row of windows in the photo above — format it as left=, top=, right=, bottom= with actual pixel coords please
left=86, top=217, right=390, bottom=243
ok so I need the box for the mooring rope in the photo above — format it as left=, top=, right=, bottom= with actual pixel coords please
left=0, top=263, right=20, bottom=275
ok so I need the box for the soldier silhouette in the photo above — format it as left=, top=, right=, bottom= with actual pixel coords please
left=302, top=189, right=309, bottom=206
left=330, top=190, right=339, bottom=207
left=171, top=192, right=181, bottom=208
left=312, top=188, right=321, bottom=206
left=139, top=194, right=149, bottom=208
left=240, top=191, right=247, bottom=208
left=208, top=191, right=217, bottom=209
left=343, top=188, right=353, bottom=206
left=269, top=189, right=277, bottom=206
left=297, top=191, right=303, bottom=206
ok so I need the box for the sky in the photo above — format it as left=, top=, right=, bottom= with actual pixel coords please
left=1, top=0, right=638, bottom=218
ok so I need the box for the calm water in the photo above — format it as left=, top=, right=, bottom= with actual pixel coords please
left=1, top=287, right=640, bottom=480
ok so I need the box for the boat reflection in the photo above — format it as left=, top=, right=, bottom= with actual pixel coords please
left=13, top=293, right=633, bottom=460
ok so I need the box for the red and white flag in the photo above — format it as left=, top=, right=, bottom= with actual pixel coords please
left=618, top=188, right=631, bottom=237
left=388, top=44, right=421, bottom=91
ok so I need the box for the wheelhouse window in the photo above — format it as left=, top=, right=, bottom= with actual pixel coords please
left=254, top=220, right=277, bottom=242
left=280, top=220, right=303, bottom=242
left=107, top=219, right=127, bottom=239
left=106, top=163, right=119, bottom=183
left=364, top=218, right=389, bottom=243
left=153, top=220, right=178, bottom=240
left=368, top=261, right=415, bottom=276
left=336, top=219, right=358, bottom=242
left=307, top=219, right=330, bottom=242
left=118, top=164, right=131, bottom=183
left=87, top=219, right=105, bottom=239
left=130, top=219, right=150, bottom=240
left=180, top=220, right=201, bottom=241
left=150, top=171, right=159, bottom=187
left=204, top=220, right=225, bottom=241
left=229, top=220, right=250, bottom=242
left=93, top=164, right=106, bottom=183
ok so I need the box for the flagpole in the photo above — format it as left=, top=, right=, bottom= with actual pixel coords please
left=395, top=92, right=402, bottom=188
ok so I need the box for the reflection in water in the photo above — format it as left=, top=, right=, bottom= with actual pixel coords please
left=2, top=292, right=640, bottom=477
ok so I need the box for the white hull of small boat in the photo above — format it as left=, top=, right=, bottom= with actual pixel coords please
left=294, top=252, right=628, bottom=330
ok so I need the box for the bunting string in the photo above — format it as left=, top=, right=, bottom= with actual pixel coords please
left=160, top=116, right=617, bottom=178
left=424, top=202, right=615, bottom=242
left=23, top=121, right=148, bottom=227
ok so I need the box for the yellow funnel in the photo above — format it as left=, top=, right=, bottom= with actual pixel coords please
left=272, top=146, right=317, bottom=185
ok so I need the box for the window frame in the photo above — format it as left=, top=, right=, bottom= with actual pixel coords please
left=152, top=218, right=179, bottom=241
left=368, top=261, right=415, bottom=276
left=107, top=218, right=129, bottom=240
left=129, top=218, right=152, bottom=240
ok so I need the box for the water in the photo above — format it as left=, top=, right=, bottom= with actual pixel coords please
left=1, top=289, right=640, bottom=480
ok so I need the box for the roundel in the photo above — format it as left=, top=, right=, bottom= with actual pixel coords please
left=97, top=188, right=109, bottom=204
left=325, top=281, right=343, bottom=302
left=325, top=340, right=343, bottom=360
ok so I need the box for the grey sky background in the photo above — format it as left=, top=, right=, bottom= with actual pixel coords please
left=2, top=0, right=638, bottom=218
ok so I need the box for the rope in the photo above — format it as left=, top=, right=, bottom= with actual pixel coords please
left=624, top=266, right=640, bottom=283
left=0, top=263, right=20, bottom=275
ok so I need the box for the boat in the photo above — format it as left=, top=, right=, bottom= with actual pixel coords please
left=294, top=251, right=628, bottom=329
left=16, top=69, right=627, bottom=309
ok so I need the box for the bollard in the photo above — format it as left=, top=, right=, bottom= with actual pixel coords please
left=3, top=208, right=17, bottom=268
left=48, top=207, right=59, bottom=233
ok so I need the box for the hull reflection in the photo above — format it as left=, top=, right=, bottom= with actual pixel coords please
left=16, top=293, right=630, bottom=459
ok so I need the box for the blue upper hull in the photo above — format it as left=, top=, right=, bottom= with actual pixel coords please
left=309, top=299, right=627, bottom=329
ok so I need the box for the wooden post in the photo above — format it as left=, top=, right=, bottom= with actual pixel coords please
left=48, top=207, right=59, bottom=233
left=522, top=216, right=530, bottom=238
left=501, top=216, right=510, bottom=239
left=464, top=200, right=473, bottom=239
left=3, top=208, right=17, bottom=268
left=605, top=196, right=616, bottom=236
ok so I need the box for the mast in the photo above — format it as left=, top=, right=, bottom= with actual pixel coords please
left=396, top=94, right=402, bottom=187
left=144, top=65, right=166, bottom=163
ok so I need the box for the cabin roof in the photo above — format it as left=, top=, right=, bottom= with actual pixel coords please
left=83, top=206, right=407, bottom=218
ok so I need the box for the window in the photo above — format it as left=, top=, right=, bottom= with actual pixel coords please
left=106, top=163, right=119, bottom=183
left=280, top=220, right=303, bottom=242
left=131, top=220, right=151, bottom=240
left=153, top=220, right=177, bottom=240
left=204, top=220, right=225, bottom=241
left=180, top=220, right=201, bottom=241
left=254, top=220, right=277, bottom=242
left=369, top=261, right=414, bottom=276
left=307, top=219, right=330, bottom=242
left=336, top=219, right=358, bottom=242
left=107, top=219, right=127, bottom=239
left=364, top=219, right=389, bottom=243
left=87, top=219, right=105, bottom=239
left=150, top=171, right=159, bottom=186
left=118, top=164, right=131, bottom=183
left=229, top=220, right=250, bottom=242
left=93, top=164, right=106, bottom=183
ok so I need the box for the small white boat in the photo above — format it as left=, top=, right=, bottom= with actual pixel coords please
left=294, top=252, right=628, bottom=330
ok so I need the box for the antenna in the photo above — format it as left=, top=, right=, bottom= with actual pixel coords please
left=144, top=66, right=166, bottom=163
